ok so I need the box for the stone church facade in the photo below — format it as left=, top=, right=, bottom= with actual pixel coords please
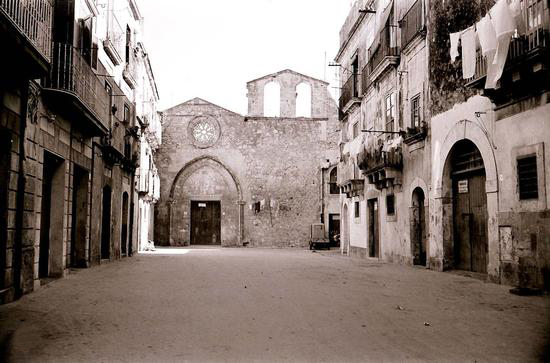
left=155, top=70, right=339, bottom=247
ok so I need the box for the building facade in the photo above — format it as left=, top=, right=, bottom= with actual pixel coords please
left=336, top=0, right=430, bottom=265
left=337, top=0, right=549, bottom=290
left=0, top=0, right=160, bottom=304
left=155, top=70, right=339, bottom=247
left=428, top=0, right=549, bottom=289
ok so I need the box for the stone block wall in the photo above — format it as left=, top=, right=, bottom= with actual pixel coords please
left=156, top=71, right=339, bottom=247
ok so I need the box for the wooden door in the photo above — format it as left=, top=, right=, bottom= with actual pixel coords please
left=453, top=173, right=488, bottom=273
left=368, top=199, right=379, bottom=258
left=191, top=201, right=221, bottom=245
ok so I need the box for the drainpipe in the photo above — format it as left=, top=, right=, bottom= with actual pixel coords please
left=13, top=82, right=28, bottom=298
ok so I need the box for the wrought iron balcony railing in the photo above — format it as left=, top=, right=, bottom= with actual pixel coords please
left=339, top=73, right=359, bottom=112
left=358, top=147, right=403, bottom=174
left=369, top=25, right=400, bottom=76
left=467, top=1, right=549, bottom=88
left=44, top=42, right=109, bottom=134
left=0, top=0, right=53, bottom=61
left=400, top=0, right=424, bottom=49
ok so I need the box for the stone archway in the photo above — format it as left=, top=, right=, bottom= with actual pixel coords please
left=432, top=119, right=499, bottom=278
left=168, top=156, right=244, bottom=247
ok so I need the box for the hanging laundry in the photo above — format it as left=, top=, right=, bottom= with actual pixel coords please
left=490, top=0, right=516, bottom=84
left=476, top=15, right=498, bottom=88
left=461, top=26, right=476, bottom=79
left=449, top=31, right=461, bottom=63
left=477, top=15, right=497, bottom=55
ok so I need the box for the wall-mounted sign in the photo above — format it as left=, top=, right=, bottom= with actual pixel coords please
left=198, top=203, right=207, bottom=208
left=458, top=180, right=468, bottom=194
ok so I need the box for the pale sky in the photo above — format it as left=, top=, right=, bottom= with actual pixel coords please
left=139, top=0, right=352, bottom=114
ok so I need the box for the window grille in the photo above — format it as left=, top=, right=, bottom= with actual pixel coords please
left=517, top=156, right=538, bottom=200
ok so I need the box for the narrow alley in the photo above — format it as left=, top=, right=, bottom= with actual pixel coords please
left=1, top=248, right=548, bottom=362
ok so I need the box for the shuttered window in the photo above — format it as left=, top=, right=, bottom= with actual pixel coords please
left=517, top=156, right=538, bottom=200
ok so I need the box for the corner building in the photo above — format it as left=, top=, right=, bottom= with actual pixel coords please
left=155, top=70, right=339, bottom=247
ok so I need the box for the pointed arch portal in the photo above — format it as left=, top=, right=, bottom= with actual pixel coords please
left=168, top=156, right=244, bottom=246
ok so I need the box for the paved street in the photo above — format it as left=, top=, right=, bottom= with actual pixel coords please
left=0, top=247, right=548, bottom=362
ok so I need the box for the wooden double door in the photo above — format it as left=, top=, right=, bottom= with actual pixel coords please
left=191, top=201, right=221, bottom=245
left=452, top=172, right=488, bottom=273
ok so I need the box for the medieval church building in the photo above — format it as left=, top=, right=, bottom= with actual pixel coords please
left=154, top=70, right=339, bottom=247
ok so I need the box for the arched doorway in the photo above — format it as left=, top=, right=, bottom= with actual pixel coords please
left=341, top=204, right=350, bottom=255
left=449, top=139, right=488, bottom=273
left=101, top=185, right=112, bottom=260
left=121, top=192, right=129, bottom=256
left=168, top=156, right=243, bottom=246
left=410, top=188, right=426, bottom=266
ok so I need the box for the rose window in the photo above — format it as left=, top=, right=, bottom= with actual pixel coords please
left=192, top=122, right=216, bottom=144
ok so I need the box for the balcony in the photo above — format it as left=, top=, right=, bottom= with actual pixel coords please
left=337, top=160, right=364, bottom=198
left=358, top=143, right=403, bottom=190
left=466, top=2, right=549, bottom=105
left=361, top=63, right=371, bottom=95
left=42, top=43, right=109, bottom=136
left=399, top=0, right=425, bottom=50
left=123, top=45, right=139, bottom=89
left=0, top=0, right=53, bottom=77
left=368, top=25, right=400, bottom=82
left=103, top=11, right=124, bottom=65
left=339, top=73, right=361, bottom=115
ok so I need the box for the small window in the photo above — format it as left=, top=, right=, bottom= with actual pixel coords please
left=517, top=156, right=538, bottom=200
left=385, top=93, right=395, bottom=134
left=354, top=201, right=360, bottom=218
left=386, top=194, right=395, bottom=215
left=411, top=94, right=421, bottom=128
left=123, top=104, right=131, bottom=124
left=329, top=168, right=339, bottom=194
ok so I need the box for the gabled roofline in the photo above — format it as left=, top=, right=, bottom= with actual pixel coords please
left=162, top=97, right=243, bottom=117
left=246, top=69, right=329, bottom=85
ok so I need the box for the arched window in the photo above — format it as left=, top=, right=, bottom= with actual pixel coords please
left=295, top=82, right=312, bottom=117
left=263, top=81, right=280, bottom=117
left=329, top=167, right=339, bottom=194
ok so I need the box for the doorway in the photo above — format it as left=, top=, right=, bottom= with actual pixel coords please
left=190, top=201, right=221, bottom=245
left=368, top=199, right=379, bottom=258
left=39, top=152, right=65, bottom=278
left=451, top=140, right=488, bottom=273
left=101, top=185, right=112, bottom=260
left=328, top=214, right=340, bottom=247
left=0, top=128, right=11, bottom=288
left=70, top=166, right=89, bottom=267
left=121, top=192, right=129, bottom=256
left=410, top=188, right=426, bottom=266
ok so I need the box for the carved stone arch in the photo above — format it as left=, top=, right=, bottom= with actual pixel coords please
left=168, top=156, right=244, bottom=246
left=432, top=119, right=500, bottom=278
left=435, top=119, right=498, bottom=198
left=169, top=155, right=243, bottom=201
left=408, top=177, right=429, bottom=207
